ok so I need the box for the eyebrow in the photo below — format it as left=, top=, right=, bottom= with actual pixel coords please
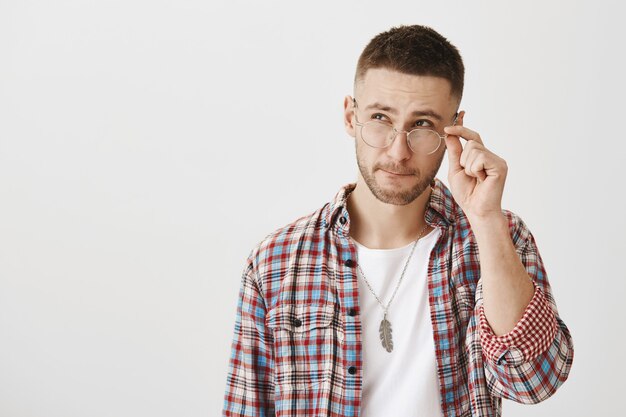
left=363, top=102, right=444, bottom=121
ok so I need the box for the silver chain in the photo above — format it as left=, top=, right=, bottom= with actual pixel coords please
left=355, top=223, right=430, bottom=316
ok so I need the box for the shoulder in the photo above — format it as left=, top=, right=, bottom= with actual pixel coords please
left=500, top=209, right=533, bottom=246
left=246, top=203, right=328, bottom=270
left=240, top=203, right=329, bottom=306
left=452, top=207, right=533, bottom=248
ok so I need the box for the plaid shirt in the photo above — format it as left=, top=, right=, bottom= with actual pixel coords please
left=223, top=178, right=574, bottom=416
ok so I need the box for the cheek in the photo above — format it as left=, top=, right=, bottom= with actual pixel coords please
left=356, top=144, right=379, bottom=170
left=430, top=149, right=447, bottom=171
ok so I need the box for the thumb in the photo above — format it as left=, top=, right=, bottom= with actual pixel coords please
left=444, top=110, right=465, bottom=174
left=445, top=134, right=463, bottom=173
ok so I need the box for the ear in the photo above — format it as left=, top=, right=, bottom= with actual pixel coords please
left=456, top=110, right=465, bottom=127
left=343, top=95, right=356, bottom=138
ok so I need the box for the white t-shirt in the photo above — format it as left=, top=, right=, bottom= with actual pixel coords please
left=353, top=227, right=444, bottom=417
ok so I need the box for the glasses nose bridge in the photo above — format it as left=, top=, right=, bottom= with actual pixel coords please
left=389, top=126, right=412, bottom=147
left=387, top=126, right=415, bottom=153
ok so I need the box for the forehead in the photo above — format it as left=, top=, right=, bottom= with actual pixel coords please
left=356, top=68, right=457, bottom=112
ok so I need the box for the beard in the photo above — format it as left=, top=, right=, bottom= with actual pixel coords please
left=355, top=141, right=445, bottom=206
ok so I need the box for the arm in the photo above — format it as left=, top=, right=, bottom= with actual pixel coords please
left=474, top=210, right=574, bottom=404
left=444, top=119, right=539, bottom=335
left=443, top=122, right=574, bottom=403
left=470, top=211, right=536, bottom=336
left=222, top=252, right=275, bottom=416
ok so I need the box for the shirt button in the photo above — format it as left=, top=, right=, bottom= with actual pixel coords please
left=293, top=318, right=302, bottom=327
left=339, top=216, right=347, bottom=225
left=344, top=259, right=356, bottom=268
left=348, top=366, right=357, bottom=375
left=348, top=308, right=357, bottom=316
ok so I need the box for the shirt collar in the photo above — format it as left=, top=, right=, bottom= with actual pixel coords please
left=322, top=177, right=458, bottom=234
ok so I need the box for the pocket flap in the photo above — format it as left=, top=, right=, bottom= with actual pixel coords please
left=266, top=302, right=335, bottom=333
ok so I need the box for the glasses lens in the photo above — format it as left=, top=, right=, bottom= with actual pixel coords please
left=408, top=129, right=442, bottom=155
left=361, top=121, right=393, bottom=148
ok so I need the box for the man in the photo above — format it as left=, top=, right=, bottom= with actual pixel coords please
left=222, top=25, right=574, bottom=417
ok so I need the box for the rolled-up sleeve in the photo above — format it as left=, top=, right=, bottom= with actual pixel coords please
left=479, top=285, right=557, bottom=366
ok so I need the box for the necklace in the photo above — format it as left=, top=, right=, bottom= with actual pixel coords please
left=355, top=223, right=430, bottom=353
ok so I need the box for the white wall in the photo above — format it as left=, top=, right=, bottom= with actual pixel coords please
left=1, top=0, right=624, bottom=416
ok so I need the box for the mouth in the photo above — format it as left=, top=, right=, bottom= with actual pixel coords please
left=380, top=169, right=413, bottom=177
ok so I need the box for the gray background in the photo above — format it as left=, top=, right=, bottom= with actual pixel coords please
left=1, top=0, right=624, bottom=416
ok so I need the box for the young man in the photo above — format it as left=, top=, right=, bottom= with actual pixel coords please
left=222, top=25, right=574, bottom=417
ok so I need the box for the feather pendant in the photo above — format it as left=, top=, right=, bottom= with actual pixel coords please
left=379, top=316, right=394, bottom=352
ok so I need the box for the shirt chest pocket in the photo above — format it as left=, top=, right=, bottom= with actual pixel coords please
left=266, top=301, right=340, bottom=391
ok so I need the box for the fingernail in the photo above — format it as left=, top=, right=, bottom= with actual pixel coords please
left=444, top=126, right=452, bottom=133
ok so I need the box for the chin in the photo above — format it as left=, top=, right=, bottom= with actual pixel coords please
left=370, top=174, right=428, bottom=206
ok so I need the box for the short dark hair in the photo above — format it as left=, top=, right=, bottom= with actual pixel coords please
left=355, top=25, right=465, bottom=102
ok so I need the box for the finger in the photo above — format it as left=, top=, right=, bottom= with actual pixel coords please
left=444, top=134, right=463, bottom=173
left=444, top=125, right=484, bottom=146
left=459, top=141, right=481, bottom=169
left=466, top=154, right=488, bottom=181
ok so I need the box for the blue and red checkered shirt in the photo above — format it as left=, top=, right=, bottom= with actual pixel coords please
left=223, top=177, right=574, bottom=416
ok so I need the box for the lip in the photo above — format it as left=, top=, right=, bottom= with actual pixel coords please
left=381, top=169, right=412, bottom=176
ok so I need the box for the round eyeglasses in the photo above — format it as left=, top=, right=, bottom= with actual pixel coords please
left=352, top=98, right=458, bottom=155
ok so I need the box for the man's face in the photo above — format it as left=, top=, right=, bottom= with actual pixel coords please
left=344, top=68, right=459, bottom=206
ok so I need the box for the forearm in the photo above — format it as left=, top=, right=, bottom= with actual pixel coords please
left=469, top=212, right=574, bottom=402
left=469, top=212, right=535, bottom=336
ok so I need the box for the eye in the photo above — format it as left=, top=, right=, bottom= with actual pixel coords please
left=371, top=113, right=391, bottom=122
left=414, top=119, right=434, bottom=128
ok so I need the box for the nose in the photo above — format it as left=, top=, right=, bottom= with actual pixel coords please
left=386, top=129, right=413, bottom=161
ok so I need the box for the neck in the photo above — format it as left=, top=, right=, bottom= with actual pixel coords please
left=346, top=178, right=434, bottom=250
